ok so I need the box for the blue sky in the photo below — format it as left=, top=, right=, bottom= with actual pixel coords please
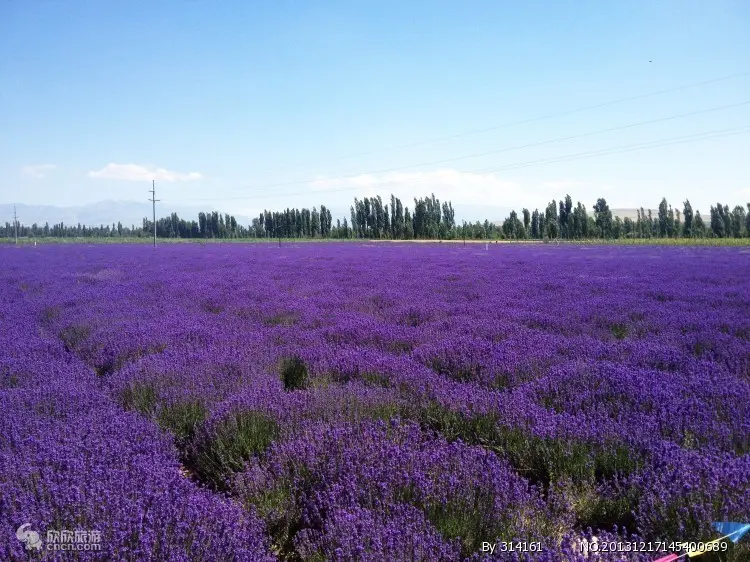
left=1, top=0, right=749, bottom=223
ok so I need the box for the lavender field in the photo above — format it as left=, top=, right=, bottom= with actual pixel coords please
left=1, top=243, right=749, bottom=561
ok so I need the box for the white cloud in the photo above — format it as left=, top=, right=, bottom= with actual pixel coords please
left=537, top=180, right=616, bottom=196
left=87, top=163, right=203, bottom=182
left=309, top=169, right=615, bottom=210
left=21, top=164, right=57, bottom=179
left=310, top=168, right=521, bottom=205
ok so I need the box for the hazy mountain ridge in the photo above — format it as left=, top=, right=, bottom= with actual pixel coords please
left=610, top=208, right=659, bottom=221
left=0, top=202, right=256, bottom=228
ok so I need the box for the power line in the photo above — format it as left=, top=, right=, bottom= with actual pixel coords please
left=355, top=125, right=750, bottom=192
left=475, top=126, right=750, bottom=173
left=183, top=124, right=750, bottom=203
left=228, top=99, right=749, bottom=193
left=148, top=180, right=159, bottom=248
left=251, top=70, right=750, bottom=173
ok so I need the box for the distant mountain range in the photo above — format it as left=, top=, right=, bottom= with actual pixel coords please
left=0, top=201, right=257, bottom=228
left=610, top=208, right=658, bottom=221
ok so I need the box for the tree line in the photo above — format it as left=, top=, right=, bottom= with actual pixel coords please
left=1, top=211, right=253, bottom=240
left=3, top=194, right=749, bottom=241
left=251, top=195, right=460, bottom=239
left=500, top=197, right=749, bottom=240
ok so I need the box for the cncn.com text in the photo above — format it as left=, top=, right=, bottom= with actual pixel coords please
left=47, top=543, right=102, bottom=551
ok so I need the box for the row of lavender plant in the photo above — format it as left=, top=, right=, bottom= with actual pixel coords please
left=1, top=242, right=748, bottom=560
left=0, top=250, right=275, bottom=561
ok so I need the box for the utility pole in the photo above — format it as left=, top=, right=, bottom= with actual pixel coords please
left=148, top=180, right=159, bottom=247
left=13, top=205, right=18, bottom=244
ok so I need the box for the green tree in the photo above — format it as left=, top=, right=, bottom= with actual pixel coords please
left=722, top=205, right=732, bottom=237
left=593, top=198, right=613, bottom=238
left=694, top=211, right=706, bottom=237
left=544, top=200, right=558, bottom=239
left=682, top=200, right=693, bottom=237
left=403, top=207, right=414, bottom=238
left=710, top=204, right=725, bottom=238
left=442, top=201, right=456, bottom=234
left=658, top=198, right=669, bottom=237
left=390, top=195, right=397, bottom=237
left=502, top=210, right=525, bottom=239
left=623, top=217, right=634, bottom=238
left=559, top=195, right=572, bottom=238
left=612, top=216, right=623, bottom=239
left=311, top=207, right=320, bottom=237
left=730, top=205, right=746, bottom=238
